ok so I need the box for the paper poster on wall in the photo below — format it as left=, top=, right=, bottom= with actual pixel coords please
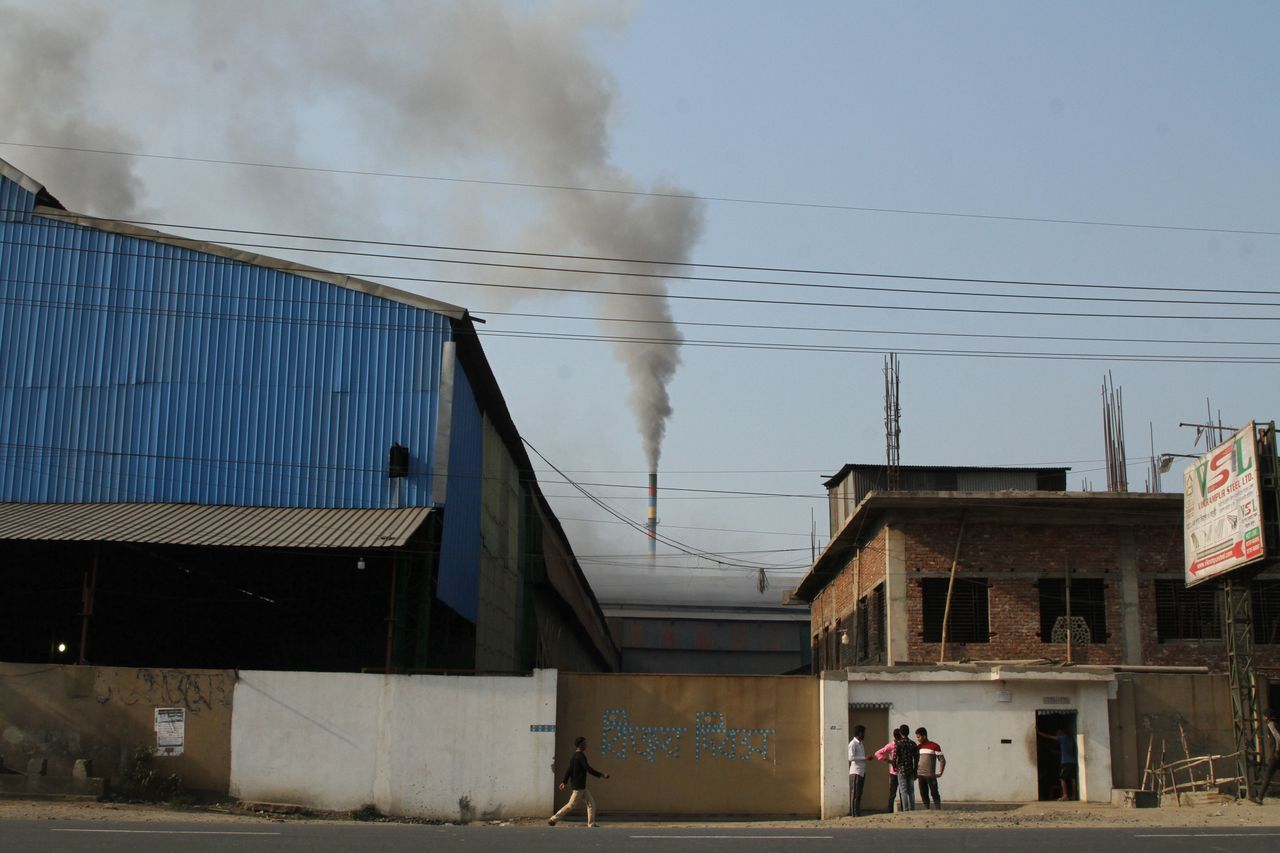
left=154, top=707, right=185, bottom=756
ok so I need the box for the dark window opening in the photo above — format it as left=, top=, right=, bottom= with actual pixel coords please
left=921, top=577, right=989, bottom=643
left=1155, top=579, right=1222, bottom=641
left=856, top=585, right=886, bottom=663
left=1038, top=578, right=1108, bottom=644
left=1253, top=581, right=1280, bottom=645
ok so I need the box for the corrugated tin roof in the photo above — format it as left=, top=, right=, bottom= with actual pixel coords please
left=0, top=502, right=432, bottom=549
left=0, top=155, right=463, bottom=319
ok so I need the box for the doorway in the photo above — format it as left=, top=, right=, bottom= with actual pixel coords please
left=849, top=705, right=891, bottom=813
left=1035, top=710, right=1078, bottom=801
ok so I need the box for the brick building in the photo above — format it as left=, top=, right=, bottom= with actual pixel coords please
left=794, top=466, right=1280, bottom=676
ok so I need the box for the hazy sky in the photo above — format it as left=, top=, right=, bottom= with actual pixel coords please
left=2, top=0, right=1277, bottom=608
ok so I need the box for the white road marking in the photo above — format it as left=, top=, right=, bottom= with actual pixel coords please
left=627, top=829, right=829, bottom=835
left=52, top=828, right=282, bottom=835
left=1135, top=833, right=1280, bottom=838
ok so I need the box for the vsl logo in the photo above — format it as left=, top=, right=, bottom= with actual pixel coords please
left=1194, top=437, right=1253, bottom=498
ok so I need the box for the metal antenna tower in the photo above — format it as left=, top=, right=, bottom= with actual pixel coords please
left=884, top=354, right=901, bottom=492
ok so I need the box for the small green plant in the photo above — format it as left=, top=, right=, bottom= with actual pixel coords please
left=114, top=747, right=186, bottom=803
left=351, top=803, right=383, bottom=821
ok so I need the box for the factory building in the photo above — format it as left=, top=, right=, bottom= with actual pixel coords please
left=0, top=157, right=616, bottom=674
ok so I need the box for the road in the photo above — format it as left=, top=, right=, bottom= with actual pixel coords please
left=9, top=821, right=1280, bottom=853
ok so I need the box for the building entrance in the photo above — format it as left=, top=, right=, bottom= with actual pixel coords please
left=848, top=704, right=891, bottom=813
left=1035, top=709, right=1078, bottom=801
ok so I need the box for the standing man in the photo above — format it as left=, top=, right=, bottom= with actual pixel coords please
left=1038, top=727, right=1078, bottom=800
left=892, top=725, right=920, bottom=812
left=874, top=729, right=900, bottom=812
left=549, top=736, right=610, bottom=827
left=915, top=727, right=946, bottom=810
left=848, top=724, right=867, bottom=817
left=1255, top=708, right=1280, bottom=804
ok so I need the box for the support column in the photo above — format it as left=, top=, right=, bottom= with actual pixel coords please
left=819, top=671, right=849, bottom=819
left=78, top=549, right=98, bottom=665
left=1118, top=529, right=1143, bottom=664
left=1226, top=577, right=1261, bottom=800
left=885, top=525, right=909, bottom=665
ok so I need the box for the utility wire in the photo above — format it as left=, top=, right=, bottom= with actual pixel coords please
left=486, top=310, right=1280, bottom=349
left=522, top=438, right=790, bottom=570
left=4, top=274, right=1279, bottom=332
left=5, top=215, right=1279, bottom=299
left=5, top=139, right=1279, bottom=238
left=5, top=288, right=1277, bottom=363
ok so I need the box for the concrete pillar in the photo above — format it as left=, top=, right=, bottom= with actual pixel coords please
left=819, top=671, right=850, bottom=819
left=1119, top=529, right=1143, bottom=664
left=1079, top=682, right=1115, bottom=802
left=885, top=525, right=909, bottom=665
left=1108, top=674, right=1140, bottom=788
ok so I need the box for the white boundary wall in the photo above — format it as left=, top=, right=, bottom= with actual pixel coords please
left=842, top=668, right=1114, bottom=803
left=230, top=669, right=557, bottom=820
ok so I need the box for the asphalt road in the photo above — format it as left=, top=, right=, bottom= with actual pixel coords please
left=8, top=821, right=1280, bottom=853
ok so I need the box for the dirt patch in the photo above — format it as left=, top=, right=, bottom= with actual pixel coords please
left=3, top=797, right=1280, bottom=829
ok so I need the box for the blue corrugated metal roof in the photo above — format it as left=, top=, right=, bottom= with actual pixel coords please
left=0, top=170, right=454, bottom=509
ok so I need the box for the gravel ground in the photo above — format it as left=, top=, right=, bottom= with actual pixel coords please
left=3, top=797, right=1280, bottom=830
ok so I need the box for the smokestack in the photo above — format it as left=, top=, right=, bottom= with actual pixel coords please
left=647, top=470, right=657, bottom=561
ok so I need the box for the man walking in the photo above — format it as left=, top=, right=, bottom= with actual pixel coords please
left=915, top=727, right=946, bottom=810
left=549, top=736, right=609, bottom=827
left=848, top=724, right=867, bottom=816
left=892, top=725, right=920, bottom=812
left=1255, top=708, right=1280, bottom=804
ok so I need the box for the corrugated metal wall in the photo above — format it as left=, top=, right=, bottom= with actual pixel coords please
left=436, top=362, right=483, bottom=622
left=0, top=175, right=451, bottom=508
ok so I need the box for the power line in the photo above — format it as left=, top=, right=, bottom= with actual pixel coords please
left=7, top=213, right=1279, bottom=299
left=5, top=139, right=1279, bottom=238
left=482, top=329, right=1280, bottom=365
left=5, top=281, right=1280, bottom=359
left=487, top=310, right=1280, bottom=349
left=4, top=289, right=1277, bottom=363
left=523, top=438, right=789, bottom=569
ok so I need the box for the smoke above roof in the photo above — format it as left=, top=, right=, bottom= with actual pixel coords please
left=0, top=0, right=703, bottom=471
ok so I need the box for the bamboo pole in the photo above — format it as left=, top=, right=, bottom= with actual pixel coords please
left=1141, top=734, right=1154, bottom=791
left=938, top=514, right=967, bottom=664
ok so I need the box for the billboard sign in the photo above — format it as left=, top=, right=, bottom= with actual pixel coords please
left=1184, top=422, right=1266, bottom=586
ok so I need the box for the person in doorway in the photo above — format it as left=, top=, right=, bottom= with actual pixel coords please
left=848, top=724, right=867, bottom=816
left=874, top=729, right=900, bottom=812
left=1038, top=727, right=1078, bottom=800
left=548, top=736, right=609, bottom=827
left=1255, top=708, right=1280, bottom=804
left=892, top=724, right=919, bottom=812
left=915, top=727, right=946, bottom=810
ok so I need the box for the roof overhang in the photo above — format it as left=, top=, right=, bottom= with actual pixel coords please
left=844, top=663, right=1116, bottom=684
left=822, top=463, right=1071, bottom=490
left=0, top=502, right=433, bottom=550
left=795, top=490, right=1183, bottom=602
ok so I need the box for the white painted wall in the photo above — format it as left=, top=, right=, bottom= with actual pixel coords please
left=846, top=673, right=1112, bottom=802
left=230, top=669, right=558, bottom=820
left=819, top=673, right=850, bottom=818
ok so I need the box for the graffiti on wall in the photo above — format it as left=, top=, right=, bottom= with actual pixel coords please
left=601, top=709, right=685, bottom=764
left=600, top=709, right=776, bottom=764
left=95, top=669, right=233, bottom=713
left=694, top=711, right=775, bottom=761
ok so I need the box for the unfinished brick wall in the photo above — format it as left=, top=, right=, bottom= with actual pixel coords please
left=810, top=525, right=890, bottom=670
left=809, top=505, right=1280, bottom=673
